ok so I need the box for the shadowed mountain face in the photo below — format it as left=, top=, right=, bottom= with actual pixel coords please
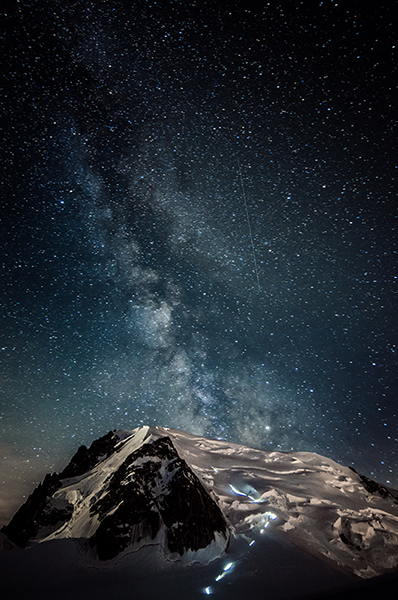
left=1, top=472, right=64, bottom=548
left=89, top=436, right=229, bottom=559
left=60, top=430, right=121, bottom=479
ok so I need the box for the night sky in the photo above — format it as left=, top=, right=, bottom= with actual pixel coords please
left=1, top=0, right=397, bottom=524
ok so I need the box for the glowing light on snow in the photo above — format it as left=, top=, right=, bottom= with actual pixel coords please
left=229, top=484, right=247, bottom=497
left=229, top=484, right=263, bottom=503
left=265, top=511, right=277, bottom=520
left=203, top=586, right=213, bottom=595
left=215, top=561, right=236, bottom=582
left=248, top=494, right=261, bottom=503
left=259, top=511, right=277, bottom=533
left=249, top=540, right=255, bottom=546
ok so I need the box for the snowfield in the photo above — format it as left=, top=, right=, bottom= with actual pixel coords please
left=159, top=426, right=398, bottom=578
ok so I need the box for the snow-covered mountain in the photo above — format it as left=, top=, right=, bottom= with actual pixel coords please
left=2, top=427, right=230, bottom=563
left=2, top=425, right=398, bottom=598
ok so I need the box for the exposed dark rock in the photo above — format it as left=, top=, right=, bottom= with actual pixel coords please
left=358, top=474, right=394, bottom=501
left=1, top=473, right=62, bottom=547
left=349, top=467, right=396, bottom=502
left=89, top=436, right=229, bottom=560
left=340, top=532, right=362, bottom=552
left=60, top=430, right=119, bottom=479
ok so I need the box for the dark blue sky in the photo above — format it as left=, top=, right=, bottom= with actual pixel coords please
left=1, top=0, right=397, bottom=523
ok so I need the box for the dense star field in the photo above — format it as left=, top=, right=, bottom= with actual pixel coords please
left=1, top=1, right=396, bottom=523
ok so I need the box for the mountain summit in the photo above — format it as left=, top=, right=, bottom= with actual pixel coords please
left=2, top=427, right=230, bottom=562
left=2, top=426, right=398, bottom=598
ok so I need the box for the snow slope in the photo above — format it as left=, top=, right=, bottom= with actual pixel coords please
left=162, top=426, right=398, bottom=579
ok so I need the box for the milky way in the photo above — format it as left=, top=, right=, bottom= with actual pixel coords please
left=1, top=0, right=397, bottom=522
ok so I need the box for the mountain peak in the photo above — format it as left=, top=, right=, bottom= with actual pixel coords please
left=2, top=426, right=230, bottom=563
left=89, top=434, right=229, bottom=560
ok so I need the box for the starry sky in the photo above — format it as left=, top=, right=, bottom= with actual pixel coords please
left=1, top=0, right=397, bottom=524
